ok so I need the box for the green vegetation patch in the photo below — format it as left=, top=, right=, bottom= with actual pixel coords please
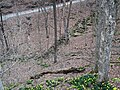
left=46, top=77, right=64, bottom=88
left=17, top=77, right=64, bottom=90
left=5, top=75, right=118, bottom=90
left=40, top=63, right=50, bottom=68
left=112, top=78, right=120, bottom=83
left=26, top=79, right=33, bottom=85
left=4, top=83, right=19, bottom=90
left=117, top=57, right=120, bottom=61
left=68, top=74, right=117, bottom=90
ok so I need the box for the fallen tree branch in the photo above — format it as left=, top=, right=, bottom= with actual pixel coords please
left=30, top=67, right=85, bottom=79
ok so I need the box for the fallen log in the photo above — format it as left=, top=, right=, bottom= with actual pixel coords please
left=30, top=67, right=85, bottom=79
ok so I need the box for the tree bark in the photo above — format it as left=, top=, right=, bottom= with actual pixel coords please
left=115, top=0, right=120, bottom=35
left=0, top=65, right=4, bottom=90
left=65, top=0, right=72, bottom=43
left=15, top=0, right=20, bottom=27
left=0, top=8, right=9, bottom=52
left=53, top=0, right=57, bottom=63
left=94, top=0, right=99, bottom=73
left=96, top=0, right=116, bottom=82
left=63, top=0, right=72, bottom=43
left=41, top=7, right=49, bottom=38
left=63, top=0, right=67, bottom=39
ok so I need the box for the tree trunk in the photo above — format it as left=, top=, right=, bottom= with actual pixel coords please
left=41, top=6, right=49, bottom=38
left=0, top=65, right=4, bottom=90
left=53, top=0, right=57, bottom=63
left=65, top=0, right=72, bottom=43
left=63, top=0, right=67, bottom=38
left=96, top=0, right=116, bottom=82
left=63, top=0, right=72, bottom=43
left=115, top=0, right=120, bottom=35
left=94, top=0, right=99, bottom=73
left=15, top=0, right=20, bottom=27
left=0, top=8, right=9, bottom=52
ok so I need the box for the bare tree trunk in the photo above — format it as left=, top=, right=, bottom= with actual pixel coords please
left=0, top=65, right=4, bottom=90
left=53, top=0, right=57, bottom=63
left=65, top=0, right=72, bottom=43
left=94, top=0, right=99, bottom=73
left=63, top=0, right=67, bottom=38
left=115, top=0, right=120, bottom=35
left=0, top=8, right=9, bottom=52
left=37, top=0, right=42, bottom=54
left=63, top=0, right=72, bottom=43
left=41, top=6, right=49, bottom=38
left=58, top=0, right=62, bottom=38
left=96, top=0, right=116, bottom=82
left=15, top=0, right=20, bottom=27
left=0, top=23, right=4, bottom=54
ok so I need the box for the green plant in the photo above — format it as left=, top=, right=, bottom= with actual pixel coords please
left=4, top=83, right=19, bottom=90
left=34, top=84, right=44, bottom=90
left=46, top=77, right=64, bottom=88
left=69, top=74, right=117, bottom=90
left=46, top=79, right=60, bottom=87
left=112, top=78, right=120, bottom=83
left=56, top=77, right=64, bottom=82
left=93, top=82, right=116, bottom=90
left=26, top=79, right=33, bottom=85
left=40, top=63, right=50, bottom=68
left=69, top=74, right=97, bottom=89
left=81, top=18, right=89, bottom=30
left=78, top=67, right=85, bottom=71
left=117, top=57, right=120, bottom=61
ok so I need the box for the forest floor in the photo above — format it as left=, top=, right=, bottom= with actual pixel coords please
left=0, top=0, right=120, bottom=90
